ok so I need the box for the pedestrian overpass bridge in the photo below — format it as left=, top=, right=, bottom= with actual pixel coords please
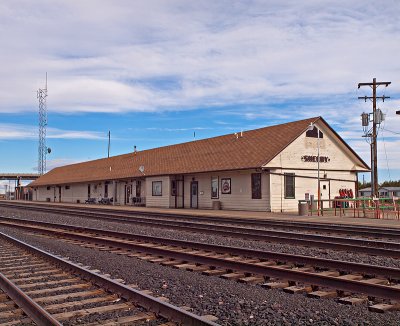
left=0, top=173, right=40, bottom=200
left=0, top=173, right=40, bottom=180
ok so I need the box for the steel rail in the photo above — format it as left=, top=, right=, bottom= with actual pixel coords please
left=0, top=272, right=61, bottom=325
left=3, top=224, right=400, bottom=301
left=1, top=201, right=400, bottom=239
left=1, top=215, right=400, bottom=258
left=0, top=232, right=219, bottom=326
left=0, top=215, right=400, bottom=280
left=2, top=218, right=400, bottom=300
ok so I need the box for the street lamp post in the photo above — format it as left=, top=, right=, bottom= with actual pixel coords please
left=308, top=123, right=320, bottom=216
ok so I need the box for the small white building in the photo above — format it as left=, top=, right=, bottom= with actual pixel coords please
left=29, top=117, right=369, bottom=212
left=359, top=187, right=400, bottom=199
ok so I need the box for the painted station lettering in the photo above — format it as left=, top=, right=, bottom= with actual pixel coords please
left=301, top=155, right=330, bottom=163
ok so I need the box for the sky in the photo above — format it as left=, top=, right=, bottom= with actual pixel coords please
left=1, top=0, right=400, bottom=192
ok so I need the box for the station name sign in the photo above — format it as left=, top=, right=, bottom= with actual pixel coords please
left=301, top=155, right=330, bottom=163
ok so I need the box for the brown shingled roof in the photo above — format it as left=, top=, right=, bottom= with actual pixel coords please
left=30, top=117, right=355, bottom=187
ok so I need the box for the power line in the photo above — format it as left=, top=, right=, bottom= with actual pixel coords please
left=381, top=131, right=391, bottom=180
left=382, top=128, right=400, bottom=135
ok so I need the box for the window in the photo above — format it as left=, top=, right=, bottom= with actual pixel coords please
left=47, top=186, right=51, bottom=190
left=251, top=173, right=262, bottom=199
left=152, top=181, right=162, bottom=196
left=65, top=185, right=70, bottom=190
left=211, top=176, right=219, bottom=199
left=284, top=173, right=295, bottom=198
left=306, top=128, right=323, bottom=138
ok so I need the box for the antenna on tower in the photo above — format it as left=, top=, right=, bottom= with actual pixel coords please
left=38, top=73, right=49, bottom=175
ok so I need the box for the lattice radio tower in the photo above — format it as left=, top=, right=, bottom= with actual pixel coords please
left=37, top=74, right=48, bottom=175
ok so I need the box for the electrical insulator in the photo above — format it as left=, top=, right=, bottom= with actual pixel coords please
left=361, top=112, right=369, bottom=127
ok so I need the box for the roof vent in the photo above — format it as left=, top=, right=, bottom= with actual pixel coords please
left=139, top=165, right=145, bottom=175
left=234, top=131, right=243, bottom=139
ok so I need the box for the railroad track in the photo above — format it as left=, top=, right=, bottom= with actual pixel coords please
left=2, top=217, right=400, bottom=312
left=0, top=231, right=218, bottom=325
left=0, top=210, right=399, bottom=259
left=1, top=201, right=400, bottom=241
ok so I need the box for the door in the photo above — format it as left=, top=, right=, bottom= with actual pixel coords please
left=190, top=181, right=198, bottom=209
left=176, top=180, right=184, bottom=208
left=58, top=186, right=62, bottom=203
left=320, top=180, right=330, bottom=207
left=136, top=180, right=141, bottom=197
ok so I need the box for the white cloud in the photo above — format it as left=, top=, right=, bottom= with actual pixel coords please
left=1, top=0, right=399, bottom=176
left=0, top=123, right=105, bottom=140
left=0, top=1, right=399, bottom=114
left=146, top=127, right=209, bottom=132
left=45, top=158, right=84, bottom=171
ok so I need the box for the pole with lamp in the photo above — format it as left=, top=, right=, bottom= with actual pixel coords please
left=307, top=123, right=321, bottom=216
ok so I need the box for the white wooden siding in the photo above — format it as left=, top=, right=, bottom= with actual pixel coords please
left=183, top=170, right=270, bottom=211
left=145, top=176, right=170, bottom=208
left=269, top=169, right=356, bottom=212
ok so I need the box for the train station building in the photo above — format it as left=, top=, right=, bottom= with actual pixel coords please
left=29, top=117, right=369, bottom=212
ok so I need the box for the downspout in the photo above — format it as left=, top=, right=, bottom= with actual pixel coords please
left=182, top=175, right=185, bottom=208
left=263, top=169, right=271, bottom=212
left=113, top=180, right=116, bottom=206
left=355, top=173, right=359, bottom=199
left=280, top=154, right=283, bottom=212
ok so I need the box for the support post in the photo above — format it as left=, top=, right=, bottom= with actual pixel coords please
left=358, top=78, right=391, bottom=199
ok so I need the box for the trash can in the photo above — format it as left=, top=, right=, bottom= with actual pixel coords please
left=298, top=200, right=309, bottom=216
left=212, top=201, right=221, bottom=210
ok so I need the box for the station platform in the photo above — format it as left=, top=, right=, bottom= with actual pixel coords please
left=4, top=200, right=400, bottom=229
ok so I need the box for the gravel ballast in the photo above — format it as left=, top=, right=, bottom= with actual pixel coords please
left=1, top=207, right=400, bottom=269
left=1, top=207, right=400, bottom=325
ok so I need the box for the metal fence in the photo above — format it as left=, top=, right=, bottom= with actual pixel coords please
left=308, top=197, right=400, bottom=219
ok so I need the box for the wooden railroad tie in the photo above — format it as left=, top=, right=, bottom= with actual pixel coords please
left=262, top=281, right=290, bottom=289
left=202, top=269, right=227, bottom=276
left=220, top=272, right=246, bottom=280
left=307, top=290, right=338, bottom=299
left=369, top=303, right=400, bottom=313
left=284, top=285, right=313, bottom=294
left=84, top=312, right=156, bottom=326
left=338, top=296, right=368, bottom=305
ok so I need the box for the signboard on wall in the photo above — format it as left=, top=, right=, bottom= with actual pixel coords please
left=221, top=178, right=231, bottom=194
left=301, top=155, right=330, bottom=163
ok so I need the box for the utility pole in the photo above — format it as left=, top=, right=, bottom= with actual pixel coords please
left=358, top=78, right=391, bottom=198
left=107, top=130, right=111, bottom=158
